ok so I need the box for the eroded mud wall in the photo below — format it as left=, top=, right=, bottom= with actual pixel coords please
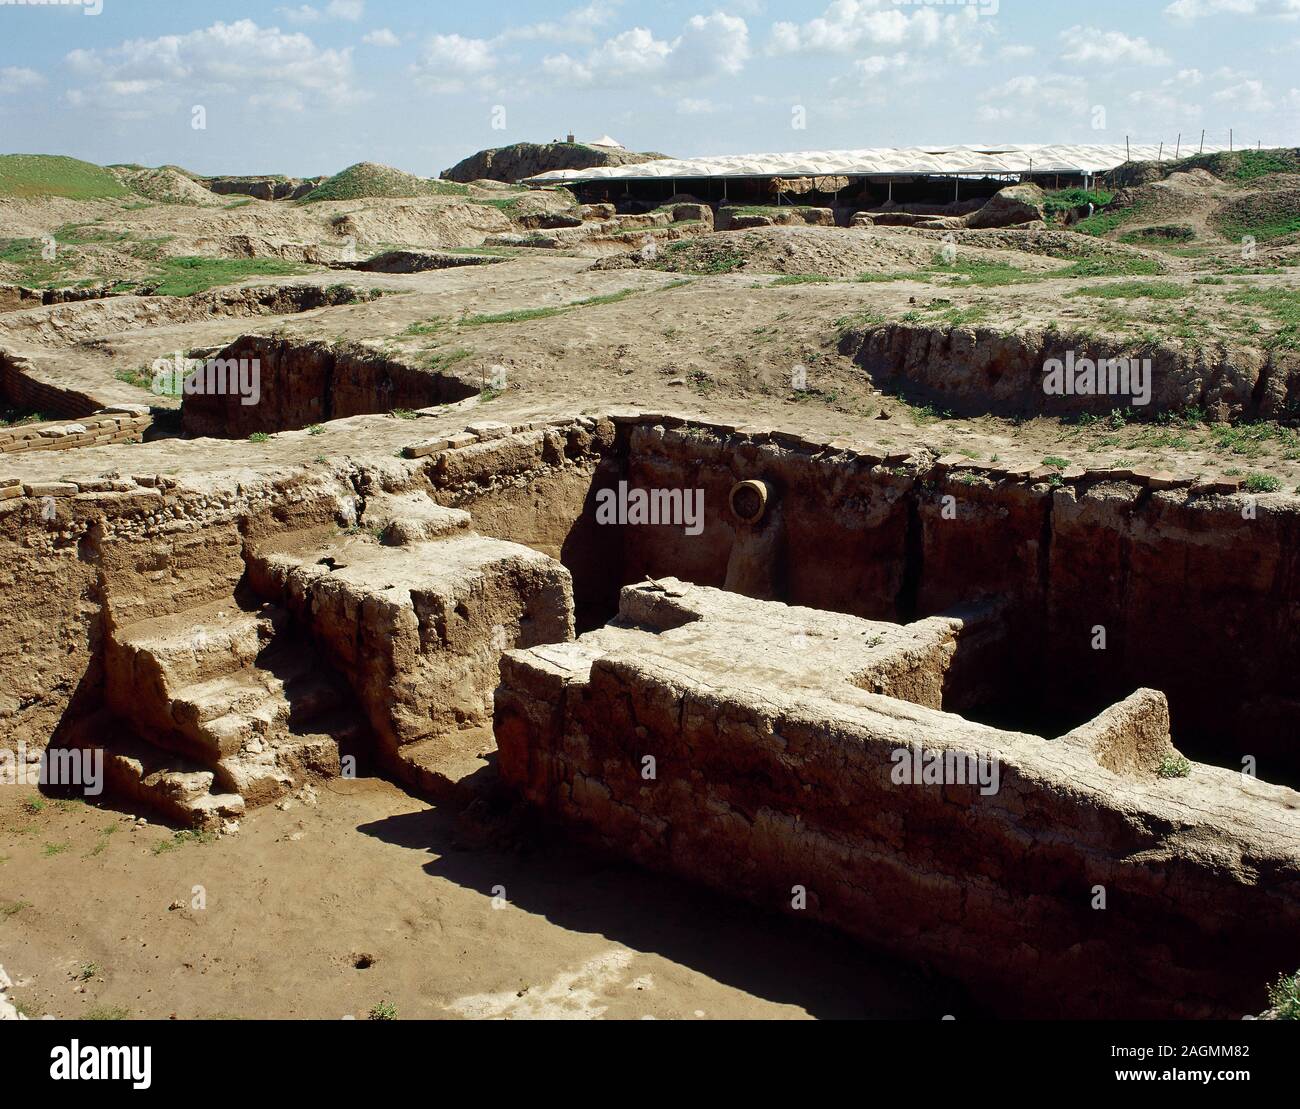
left=182, top=336, right=478, bottom=438
left=616, top=418, right=1300, bottom=778
left=424, top=418, right=625, bottom=630
left=0, top=469, right=354, bottom=753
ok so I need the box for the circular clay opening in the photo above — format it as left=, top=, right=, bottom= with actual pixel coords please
left=729, top=479, right=768, bottom=525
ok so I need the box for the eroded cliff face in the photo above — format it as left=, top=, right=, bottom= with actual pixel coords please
left=841, top=322, right=1300, bottom=421
left=181, top=335, right=479, bottom=438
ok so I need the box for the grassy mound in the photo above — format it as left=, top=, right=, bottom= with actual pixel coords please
left=144, top=256, right=309, bottom=296
left=303, top=162, right=468, bottom=203
left=1213, top=189, right=1300, bottom=242
left=0, top=154, right=129, bottom=200
left=1179, top=147, right=1300, bottom=183
left=109, top=165, right=221, bottom=207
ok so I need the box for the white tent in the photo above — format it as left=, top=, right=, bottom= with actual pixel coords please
left=524, top=142, right=1227, bottom=184
left=587, top=135, right=626, bottom=149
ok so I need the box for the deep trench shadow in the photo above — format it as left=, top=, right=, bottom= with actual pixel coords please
left=356, top=803, right=979, bottom=1020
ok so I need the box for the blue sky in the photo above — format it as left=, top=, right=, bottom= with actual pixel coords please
left=1, top=0, right=1297, bottom=177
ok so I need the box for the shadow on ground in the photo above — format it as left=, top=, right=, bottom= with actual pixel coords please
left=358, top=802, right=978, bottom=1020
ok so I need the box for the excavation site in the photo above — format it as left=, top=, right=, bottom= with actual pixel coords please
left=3, top=8, right=1300, bottom=1055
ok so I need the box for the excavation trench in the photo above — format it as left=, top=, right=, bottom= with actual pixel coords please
left=7, top=413, right=1300, bottom=1019
left=443, top=419, right=1300, bottom=783
left=181, top=335, right=479, bottom=437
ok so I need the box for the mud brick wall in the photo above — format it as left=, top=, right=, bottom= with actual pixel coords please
left=616, top=416, right=1300, bottom=779
left=0, top=467, right=353, bottom=754
left=496, top=643, right=1300, bottom=1019
left=0, top=349, right=101, bottom=419
left=0, top=408, right=152, bottom=456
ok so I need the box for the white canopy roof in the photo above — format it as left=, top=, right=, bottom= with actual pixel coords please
left=587, top=135, right=625, bottom=149
left=525, top=142, right=1226, bottom=183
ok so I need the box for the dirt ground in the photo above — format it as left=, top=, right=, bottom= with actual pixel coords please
left=0, top=782, right=963, bottom=1020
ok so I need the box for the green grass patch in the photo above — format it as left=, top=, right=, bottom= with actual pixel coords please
left=1224, top=149, right=1300, bottom=182
left=1043, top=187, right=1114, bottom=221
left=0, top=154, right=129, bottom=200
left=403, top=317, right=450, bottom=337
left=1118, top=224, right=1196, bottom=245
left=422, top=348, right=471, bottom=372
left=152, top=829, right=217, bottom=855
left=52, top=222, right=131, bottom=247
left=1267, top=970, right=1300, bottom=1019
left=927, top=257, right=1041, bottom=286
left=86, top=1005, right=131, bottom=1020
left=856, top=257, right=1043, bottom=287
left=304, top=162, right=468, bottom=203
left=146, top=256, right=309, bottom=297
left=1158, top=754, right=1192, bottom=779
left=1244, top=472, right=1282, bottom=493
left=1217, top=214, right=1300, bottom=243
left=1074, top=198, right=1152, bottom=238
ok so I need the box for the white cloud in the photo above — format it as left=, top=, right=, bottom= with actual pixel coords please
left=411, top=33, right=498, bottom=94
left=362, top=28, right=399, bottom=47
left=997, top=44, right=1036, bottom=61
left=277, top=5, right=321, bottom=24
left=1212, top=77, right=1273, bottom=110
left=977, top=74, right=1089, bottom=125
left=0, top=66, right=45, bottom=94
left=767, top=0, right=988, bottom=57
left=667, top=12, right=750, bottom=80
left=278, top=0, right=364, bottom=22
left=1060, top=27, right=1172, bottom=66
left=500, top=1, right=620, bottom=45
left=851, top=52, right=912, bottom=80
left=541, top=13, right=750, bottom=87
left=63, top=20, right=363, bottom=113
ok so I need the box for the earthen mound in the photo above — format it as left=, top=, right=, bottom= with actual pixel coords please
left=597, top=225, right=1059, bottom=278
left=441, top=142, right=668, bottom=184
left=110, top=165, right=224, bottom=207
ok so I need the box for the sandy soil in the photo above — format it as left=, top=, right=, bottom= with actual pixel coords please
left=0, top=782, right=963, bottom=1020
left=3, top=240, right=1300, bottom=489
